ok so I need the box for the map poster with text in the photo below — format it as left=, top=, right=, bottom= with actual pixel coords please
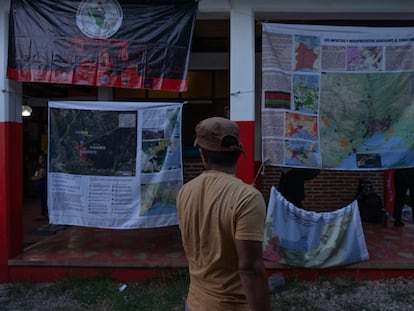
left=48, top=101, right=183, bottom=229
left=262, top=23, right=414, bottom=170
left=263, top=186, right=369, bottom=268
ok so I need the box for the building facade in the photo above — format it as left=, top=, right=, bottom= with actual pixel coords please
left=1, top=0, right=414, bottom=282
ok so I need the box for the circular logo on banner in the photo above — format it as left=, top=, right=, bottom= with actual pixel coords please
left=76, top=0, right=123, bottom=39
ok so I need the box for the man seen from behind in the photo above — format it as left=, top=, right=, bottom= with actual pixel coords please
left=176, top=117, right=272, bottom=311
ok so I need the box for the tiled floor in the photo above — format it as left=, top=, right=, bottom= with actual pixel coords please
left=361, top=221, right=414, bottom=266
left=23, top=198, right=68, bottom=248
left=10, top=198, right=414, bottom=281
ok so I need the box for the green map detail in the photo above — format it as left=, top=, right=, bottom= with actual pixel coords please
left=88, top=6, right=106, bottom=27
left=293, top=81, right=319, bottom=113
left=319, top=72, right=414, bottom=168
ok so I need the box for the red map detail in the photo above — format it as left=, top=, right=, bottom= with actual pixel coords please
left=295, top=42, right=317, bottom=71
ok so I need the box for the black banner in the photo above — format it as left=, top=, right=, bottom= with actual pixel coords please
left=7, top=0, right=197, bottom=91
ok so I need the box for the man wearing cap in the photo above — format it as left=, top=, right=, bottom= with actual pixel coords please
left=176, top=117, right=271, bottom=311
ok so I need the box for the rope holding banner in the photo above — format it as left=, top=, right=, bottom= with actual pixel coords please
left=251, top=159, right=271, bottom=186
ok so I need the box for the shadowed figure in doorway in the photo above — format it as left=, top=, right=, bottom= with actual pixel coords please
left=393, top=168, right=414, bottom=227
left=278, top=167, right=320, bottom=208
left=31, top=152, right=48, bottom=221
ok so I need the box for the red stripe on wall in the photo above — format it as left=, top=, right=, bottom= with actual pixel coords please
left=384, top=169, right=395, bottom=215
left=235, top=121, right=255, bottom=184
left=0, top=122, right=23, bottom=283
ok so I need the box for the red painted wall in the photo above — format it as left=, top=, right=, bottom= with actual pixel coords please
left=235, top=121, right=255, bottom=184
left=0, top=122, right=23, bottom=283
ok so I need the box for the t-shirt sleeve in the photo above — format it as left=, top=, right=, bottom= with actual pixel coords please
left=234, top=191, right=266, bottom=242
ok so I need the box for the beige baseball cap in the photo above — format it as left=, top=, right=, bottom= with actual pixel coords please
left=194, top=117, right=244, bottom=153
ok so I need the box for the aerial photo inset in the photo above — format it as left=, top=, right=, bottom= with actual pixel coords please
left=49, top=108, right=137, bottom=176
left=140, top=180, right=182, bottom=216
left=141, top=107, right=182, bottom=173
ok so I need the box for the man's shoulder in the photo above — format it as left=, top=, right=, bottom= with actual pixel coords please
left=180, top=170, right=262, bottom=194
left=178, top=174, right=204, bottom=196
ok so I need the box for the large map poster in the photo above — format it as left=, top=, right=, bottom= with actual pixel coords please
left=48, top=101, right=183, bottom=229
left=262, top=23, right=414, bottom=169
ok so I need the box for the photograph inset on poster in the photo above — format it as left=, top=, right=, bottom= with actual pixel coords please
left=140, top=180, right=182, bottom=216
left=141, top=107, right=182, bottom=173
left=49, top=108, right=137, bottom=176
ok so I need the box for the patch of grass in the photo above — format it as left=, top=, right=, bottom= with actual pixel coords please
left=271, top=295, right=322, bottom=311
left=117, top=270, right=189, bottom=311
left=330, top=278, right=361, bottom=295
left=271, top=278, right=322, bottom=311
left=390, top=288, right=414, bottom=303
left=284, top=277, right=311, bottom=291
left=53, top=274, right=119, bottom=305
left=7, top=282, right=34, bottom=295
left=48, top=269, right=189, bottom=311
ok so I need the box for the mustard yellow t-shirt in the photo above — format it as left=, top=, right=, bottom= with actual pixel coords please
left=176, top=170, right=266, bottom=311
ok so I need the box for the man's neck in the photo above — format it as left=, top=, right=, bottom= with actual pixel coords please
left=205, top=164, right=237, bottom=175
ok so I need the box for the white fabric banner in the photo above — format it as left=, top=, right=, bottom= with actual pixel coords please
left=263, top=186, right=369, bottom=268
left=47, top=101, right=183, bottom=229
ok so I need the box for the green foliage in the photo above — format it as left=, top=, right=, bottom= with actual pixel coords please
left=7, top=282, right=33, bottom=294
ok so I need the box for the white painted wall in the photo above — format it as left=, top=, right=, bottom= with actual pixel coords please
left=229, top=3, right=255, bottom=121
left=0, top=0, right=21, bottom=123
left=198, top=0, right=414, bottom=17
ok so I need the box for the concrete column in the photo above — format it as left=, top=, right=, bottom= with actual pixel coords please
left=0, top=0, right=23, bottom=283
left=230, top=3, right=256, bottom=184
left=230, top=3, right=255, bottom=122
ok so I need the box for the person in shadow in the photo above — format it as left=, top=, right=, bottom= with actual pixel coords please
left=393, top=168, right=414, bottom=227
left=31, top=152, right=48, bottom=221
left=279, top=167, right=320, bottom=208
